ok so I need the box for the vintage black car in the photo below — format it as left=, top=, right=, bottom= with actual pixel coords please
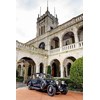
left=27, top=73, right=68, bottom=96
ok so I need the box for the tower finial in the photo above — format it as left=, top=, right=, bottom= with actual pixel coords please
left=54, top=7, right=56, bottom=17
left=40, top=7, right=41, bottom=16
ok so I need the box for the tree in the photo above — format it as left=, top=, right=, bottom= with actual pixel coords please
left=70, top=57, right=83, bottom=86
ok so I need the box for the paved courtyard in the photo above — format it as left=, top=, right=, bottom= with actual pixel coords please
left=16, top=87, right=83, bottom=100
left=16, top=82, right=27, bottom=89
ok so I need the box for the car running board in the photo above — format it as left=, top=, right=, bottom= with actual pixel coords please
left=31, top=87, right=41, bottom=90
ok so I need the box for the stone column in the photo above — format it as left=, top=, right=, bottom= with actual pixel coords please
left=31, top=65, right=33, bottom=75
left=20, top=66, right=23, bottom=76
left=60, top=61, right=64, bottom=78
left=23, top=66, right=28, bottom=83
left=66, top=66, right=68, bottom=77
left=73, top=27, right=79, bottom=48
left=59, top=37, right=62, bottom=52
left=48, top=40, right=51, bottom=55
left=20, top=63, right=23, bottom=77
left=36, top=64, right=39, bottom=73
left=43, top=66, right=45, bottom=73
left=23, top=62, right=29, bottom=83
left=44, top=57, right=48, bottom=74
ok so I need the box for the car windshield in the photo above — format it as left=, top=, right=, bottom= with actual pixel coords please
left=32, top=73, right=53, bottom=79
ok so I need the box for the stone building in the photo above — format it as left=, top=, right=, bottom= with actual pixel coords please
left=16, top=8, right=83, bottom=82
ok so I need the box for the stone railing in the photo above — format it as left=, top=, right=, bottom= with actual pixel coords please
left=75, top=14, right=83, bottom=22
left=49, top=41, right=83, bottom=55
left=62, top=41, right=83, bottom=52
left=62, top=43, right=76, bottom=51
left=16, top=41, right=48, bottom=55
left=79, top=41, right=83, bottom=48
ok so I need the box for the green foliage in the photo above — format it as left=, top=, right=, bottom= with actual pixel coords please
left=70, top=57, right=83, bottom=86
left=16, top=76, right=24, bottom=82
left=47, top=65, right=51, bottom=74
left=53, top=77, right=83, bottom=91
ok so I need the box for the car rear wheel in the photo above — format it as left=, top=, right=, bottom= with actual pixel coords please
left=28, top=84, right=32, bottom=90
left=47, top=85, right=56, bottom=96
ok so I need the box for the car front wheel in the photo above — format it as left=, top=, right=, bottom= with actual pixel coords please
left=61, top=87, right=68, bottom=95
left=47, top=85, right=56, bottom=96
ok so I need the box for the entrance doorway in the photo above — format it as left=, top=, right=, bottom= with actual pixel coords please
left=40, top=63, right=44, bottom=73
left=51, top=59, right=60, bottom=77
left=67, top=63, right=71, bottom=76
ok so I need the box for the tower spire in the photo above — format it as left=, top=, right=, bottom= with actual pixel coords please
left=47, top=0, right=48, bottom=11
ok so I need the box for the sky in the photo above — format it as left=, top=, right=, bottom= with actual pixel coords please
left=16, top=0, right=83, bottom=43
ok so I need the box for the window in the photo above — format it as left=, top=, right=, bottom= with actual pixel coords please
left=39, top=42, right=45, bottom=49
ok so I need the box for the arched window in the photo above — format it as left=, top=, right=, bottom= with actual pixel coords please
left=39, top=42, right=45, bottom=49
left=51, top=37, right=59, bottom=49
left=62, top=32, right=75, bottom=46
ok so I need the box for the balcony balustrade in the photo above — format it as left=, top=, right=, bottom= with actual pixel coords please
left=16, top=41, right=48, bottom=55
left=16, top=41, right=83, bottom=55
left=49, top=41, right=83, bottom=55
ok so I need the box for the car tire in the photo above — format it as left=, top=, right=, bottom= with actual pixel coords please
left=47, top=85, right=56, bottom=96
left=61, top=87, right=68, bottom=95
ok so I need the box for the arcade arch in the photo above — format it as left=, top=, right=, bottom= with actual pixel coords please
left=63, top=56, right=76, bottom=77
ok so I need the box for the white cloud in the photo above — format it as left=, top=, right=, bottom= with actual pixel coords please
left=16, top=0, right=82, bottom=43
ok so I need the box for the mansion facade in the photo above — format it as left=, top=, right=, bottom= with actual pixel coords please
left=16, top=9, right=83, bottom=82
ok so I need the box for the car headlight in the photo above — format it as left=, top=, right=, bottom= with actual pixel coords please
left=51, top=80, right=53, bottom=82
left=61, top=81, right=65, bottom=84
left=55, top=80, right=59, bottom=85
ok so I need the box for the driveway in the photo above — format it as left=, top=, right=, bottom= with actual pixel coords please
left=16, top=87, right=83, bottom=100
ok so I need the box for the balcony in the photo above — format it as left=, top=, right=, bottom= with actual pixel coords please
left=16, top=41, right=48, bottom=56
left=49, top=41, right=83, bottom=55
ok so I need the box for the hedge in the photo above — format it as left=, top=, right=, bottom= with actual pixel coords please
left=70, top=57, right=83, bottom=90
left=47, top=65, right=51, bottom=74
left=16, top=76, right=24, bottom=82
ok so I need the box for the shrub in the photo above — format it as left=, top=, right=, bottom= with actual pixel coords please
left=50, top=77, right=83, bottom=91
left=70, top=57, right=83, bottom=87
left=16, top=76, right=24, bottom=82
left=47, top=65, right=51, bottom=74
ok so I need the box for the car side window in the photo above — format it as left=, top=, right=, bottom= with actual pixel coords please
left=32, top=80, right=37, bottom=84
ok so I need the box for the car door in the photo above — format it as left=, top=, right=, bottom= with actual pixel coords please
left=32, top=78, right=41, bottom=88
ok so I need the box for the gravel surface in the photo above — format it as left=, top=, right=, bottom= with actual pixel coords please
left=16, top=88, right=83, bottom=100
